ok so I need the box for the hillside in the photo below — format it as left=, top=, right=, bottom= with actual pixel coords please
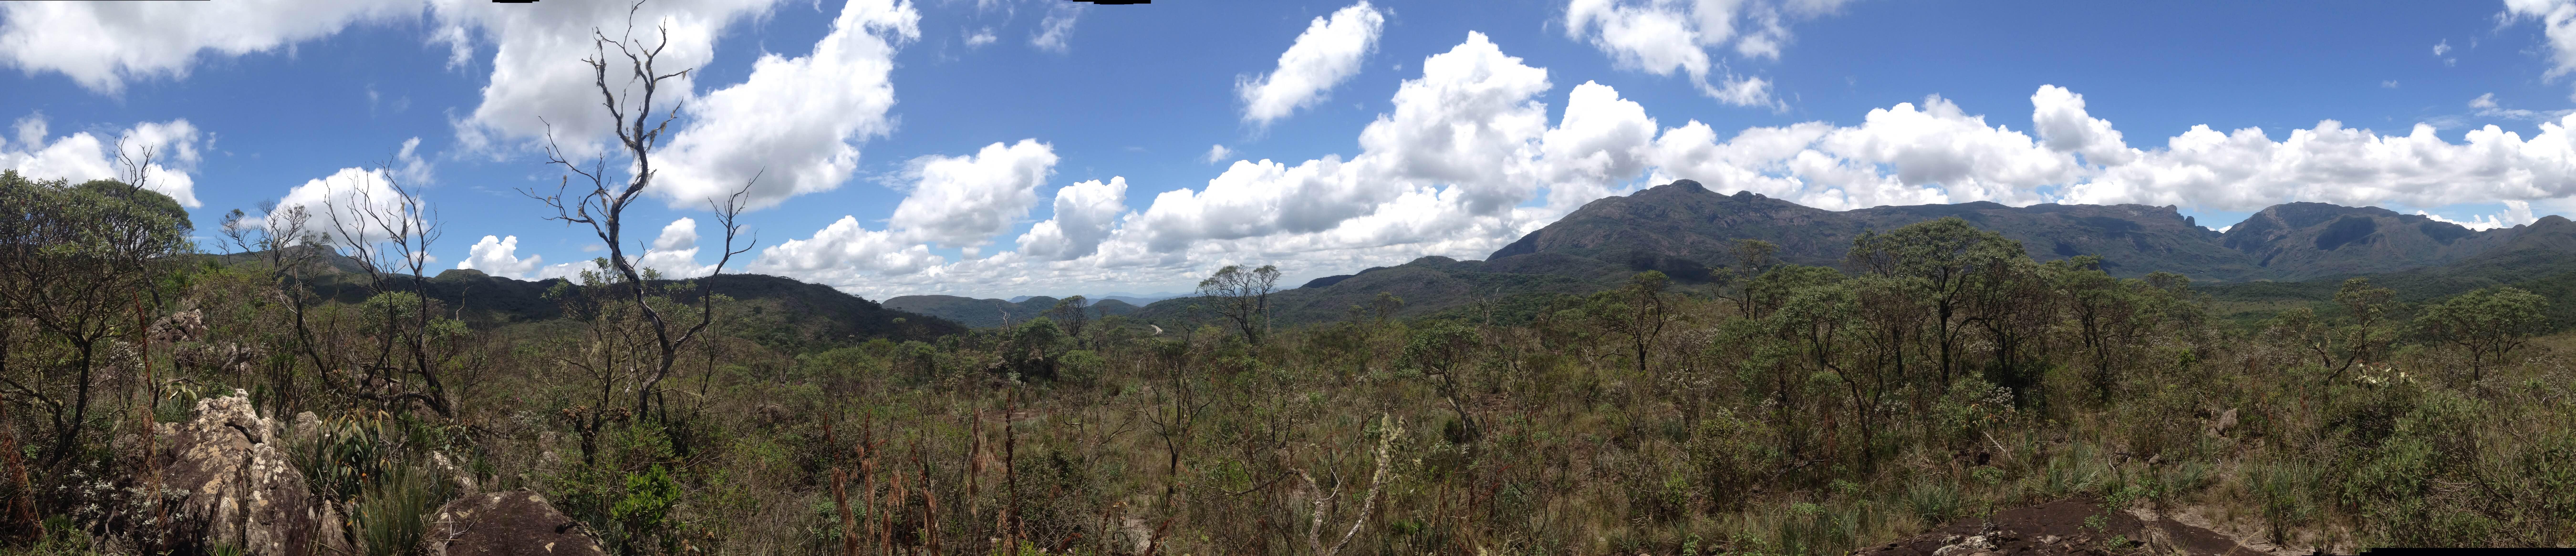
left=881, top=294, right=1140, bottom=329
left=204, top=249, right=964, bottom=347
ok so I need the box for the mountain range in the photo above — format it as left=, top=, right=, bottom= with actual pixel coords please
left=1102, top=179, right=2576, bottom=330
left=214, top=178, right=2576, bottom=336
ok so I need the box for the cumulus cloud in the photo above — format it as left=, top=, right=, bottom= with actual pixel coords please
left=743, top=33, right=2576, bottom=301
left=458, top=235, right=543, bottom=278
left=2030, top=85, right=2135, bottom=165
left=0, top=1, right=410, bottom=93
left=747, top=215, right=943, bottom=285
left=434, top=0, right=784, bottom=159
left=1236, top=1, right=1385, bottom=125
left=636, top=217, right=716, bottom=277
left=652, top=0, right=920, bottom=210
left=965, top=27, right=996, bottom=47
left=0, top=113, right=205, bottom=207
left=1017, top=176, right=1128, bottom=260
left=272, top=166, right=426, bottom=245
left=1203, top=144, right=1233, bottom=164
left=1562, top=0, right=1847, bottom=104
left=888, top=139, right=1059, bottom=251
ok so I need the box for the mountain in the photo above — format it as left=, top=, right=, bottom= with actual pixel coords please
left=880, top=295, right=1141, bottom=329
left=2206, top=215, right=2576, bottom=327
left=202, top=249, right=963, bottom=349
left=2216, top=202, right=2518, bottom=280
left=1486, top=179, right=2529, bottom=284
left=1131, top=180, right=2576, bottom=329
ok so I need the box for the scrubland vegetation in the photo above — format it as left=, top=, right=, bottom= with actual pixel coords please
left=6, top=165, right=2576, bottom=555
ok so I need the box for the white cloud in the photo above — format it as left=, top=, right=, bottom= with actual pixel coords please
left=1702, top=74, right=1780, bottom=109
left=2434, top=39, right=2452, bottom=57
left=748, top=215, right=943, bottom=284
left=0, top=113, right=205, bottom=207
left=1562, top=0, right=1848, bottom=105
left=740, top=35, right=2576, bottom=301
left=2417, top=200, right=2538, bottom=230
left=652, top=0, right=920, bottom=211
left=965, top=26, right=996, bottom=47
left=636, top=217, right=714, bottom=277
left=2030, top=85, right=2135, bottom=165
left=434, top=0, right=786, bottom=159
left=887, top=139, right=1059, bottom=250
left=1236, top=1, right=1386, bottom=125
left=2382, top=80, right=2400, bottom=88
left=0, top=1, right=410, bottom=93
left=273, top=166, right=423, bottom=245
left=1203, top=144, right=1233, bottom=164
left=1030, top=2, right=1078, bottom=53
left=2507, top=0, right=2576, bottom=93
left=1017, top=176, right=1128, bottom=260
left=458, top=235, right=542, bottom=279
left=2063, top=115, right=2576, bottom=212
left=2469, top=92, right=2576, bottom=120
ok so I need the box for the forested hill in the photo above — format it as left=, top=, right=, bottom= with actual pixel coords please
left=881, top=295, right=1141, bottom=328
left=203, top=249, right=964, bottom=347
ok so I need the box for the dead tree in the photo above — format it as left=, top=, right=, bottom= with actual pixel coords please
left=524, top=1, right=755, bottom=419
left=1297, top=413, right=1398, bottom=556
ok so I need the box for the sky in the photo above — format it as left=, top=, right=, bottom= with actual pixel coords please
left=8, top=0, right=2576, bottom=299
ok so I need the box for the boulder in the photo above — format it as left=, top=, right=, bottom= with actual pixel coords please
left=150, top=390, right=351, bottom=556
left=425, top=489, right=606, bottom=556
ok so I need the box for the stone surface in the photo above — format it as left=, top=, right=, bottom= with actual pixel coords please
left=151, top=389, right=351, bottom=556
left=425, top=489, right=606, bottom=556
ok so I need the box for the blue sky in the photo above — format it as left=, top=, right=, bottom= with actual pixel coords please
left=6, top=0, right=2576, bottom=298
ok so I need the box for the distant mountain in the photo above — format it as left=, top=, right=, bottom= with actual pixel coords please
left=1131, top=180, right=2575, bottom=329
left=1485, top=179, right=2531, bottom=284
left=2216, top=202, right=2519, bottom=280
left=202, top=249, right=963, bottom=349
left=880, top=295, right=1141, bottom=329
left=2207, top=215, right=2576, bottom=328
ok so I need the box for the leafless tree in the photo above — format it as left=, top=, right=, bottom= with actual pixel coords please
left=524, top=1, right=755, bottom=418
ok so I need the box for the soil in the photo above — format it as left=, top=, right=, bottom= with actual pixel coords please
left=1856, top=497, right=2279, bottom=556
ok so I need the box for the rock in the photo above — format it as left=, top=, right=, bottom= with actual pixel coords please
left=2206, top=408, right=2238, bottom=437
left=425, top=489, right=606, bottom=556
left=430, top=452, right=480, bottom=495
left=287, top=411, right=322, bottom=446
left=151, top=389, right=351, bottom=556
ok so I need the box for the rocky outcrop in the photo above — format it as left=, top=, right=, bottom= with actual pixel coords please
left=1858, top=497, right=2266, bottom=556
left=148, top=390, right=351, bottom=556
left=425, top=489, right=606, bottom=556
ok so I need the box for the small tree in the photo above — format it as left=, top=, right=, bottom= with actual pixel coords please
left=1401, top=321, right=1482, bottom=442
left=2267, top=278, right=2398, bottom=384
left=1046, top=295, right=1092, bottom=349
left=1847, top=218, right=2018, bottom=386
left=0, top=171, right=191, bottom=466
left=2417, top=286, right=2547, bottom=385
left=1587, top=270, right=1671, bottom=374
left=1195, top=264, right=1280, bottom=344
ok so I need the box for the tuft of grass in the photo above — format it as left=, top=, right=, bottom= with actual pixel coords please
left=1903, top=480, right=1961, bottom=526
